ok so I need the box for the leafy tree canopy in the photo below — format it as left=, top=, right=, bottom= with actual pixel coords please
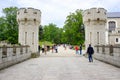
left=0, top=7, right=18, bottom=44
left=42, top=23, right=63, bottom=44
left=63, top=9, right=85, bottom=45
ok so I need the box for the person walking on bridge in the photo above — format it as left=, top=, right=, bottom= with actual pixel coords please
left=75, top=46, right=79, bottom=54
left=87, top=44, right=94, bottom=62
left=79, top=44, right=82, bottom=55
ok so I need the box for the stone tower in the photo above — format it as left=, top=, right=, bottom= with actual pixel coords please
left=83, top=8, right=107, bottom=49
left=17, top=8, right=41, bottom=53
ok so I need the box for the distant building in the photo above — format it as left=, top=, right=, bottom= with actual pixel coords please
left=107, top=12, right=120, bottom=45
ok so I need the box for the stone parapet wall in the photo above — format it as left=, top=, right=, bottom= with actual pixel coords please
left=0, top=45, right=31, bottom=70
left=94, top=45, right=120, bottom=67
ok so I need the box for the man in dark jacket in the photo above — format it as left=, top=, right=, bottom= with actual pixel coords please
left=80, top=44, right=82, bottom=55
left=87, top=44, right=94, bottom=62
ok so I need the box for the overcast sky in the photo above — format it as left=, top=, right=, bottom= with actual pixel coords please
left=0, top=0, right=120, bottom=27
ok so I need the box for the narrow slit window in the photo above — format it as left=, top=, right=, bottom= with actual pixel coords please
left=25, top=32, right=27, bottom=44
left=97, top=32, right=99, bottom=44
left=32, top=32, right=34, bottom=45
left=90, top=32, right=92, bottom=44
left=116, top=38, right=118, bottom=42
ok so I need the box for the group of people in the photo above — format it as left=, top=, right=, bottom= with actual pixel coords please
left=74, top=45, right=82, bottom=55
left=51, top=45, right=58, bottom=53
left=41, top=45, right=48, bottom=55
left=39, top=44, right=94, bottom=62
left=75, top=44, right=94, bottom=62
left=40, top=44, right=58, bottom=54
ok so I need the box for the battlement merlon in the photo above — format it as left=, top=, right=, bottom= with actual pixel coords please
left=17, top=7, right=41, bottom=23
left=83, top=8, right=107, bottom=23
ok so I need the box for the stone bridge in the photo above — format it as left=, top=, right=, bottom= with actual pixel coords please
left=0, top=46, right=120, bottom=80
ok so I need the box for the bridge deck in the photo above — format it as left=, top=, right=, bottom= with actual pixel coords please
left=0, top=46, right=120, bottom=80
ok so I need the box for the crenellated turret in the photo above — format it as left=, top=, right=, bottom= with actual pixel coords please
left=17, top=7, right=41, bottom=53
left=83, top=8, right=108, bottom=49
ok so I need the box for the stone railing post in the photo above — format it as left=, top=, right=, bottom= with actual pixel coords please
left=2, top=45, right=7, bottom=58
left=20, top=46, right=23, bottom=54
left=13, top=45, right=16, bottom=56
left=102, top=45, right=105, bottom=54
left=109, top=45, right=113, bottom=56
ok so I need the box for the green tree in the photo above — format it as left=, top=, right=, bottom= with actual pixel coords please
left=0, top=17, right=6, bottom=40
left=63, top=9, right=85, bottom=45
left=42, top=23, right=63, bottom=44
left=39, top=25, right=43, bottom=40
left=0, top=7, right=18, bottom=44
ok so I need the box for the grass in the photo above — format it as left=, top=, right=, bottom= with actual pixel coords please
left=39, top=41, right=54, bottom=47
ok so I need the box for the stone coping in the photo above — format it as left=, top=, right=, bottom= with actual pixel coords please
left=94, top=44, right=120, bottom=48
left=0, top=45, right=30, bottom=48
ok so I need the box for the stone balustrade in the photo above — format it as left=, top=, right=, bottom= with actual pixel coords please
left=0, top=45, right=31, bottom=70
left=94, top=45, right=120, bottom=67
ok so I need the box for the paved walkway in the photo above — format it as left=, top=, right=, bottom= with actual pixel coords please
left=0, top=46, right=120, bottom=80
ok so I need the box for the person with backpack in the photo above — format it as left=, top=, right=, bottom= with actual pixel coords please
left=87, top=44, right=94, bottom=62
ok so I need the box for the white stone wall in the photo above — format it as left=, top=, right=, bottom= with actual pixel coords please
left=0, top=45, right=31, bottom=70
left=17, top=8, right=41, bottom=53
left=108, top=33, right=120, bottom=45
left=107, top=18, right=120, bottom=44
left=107, top=18, right=120, bottom=29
